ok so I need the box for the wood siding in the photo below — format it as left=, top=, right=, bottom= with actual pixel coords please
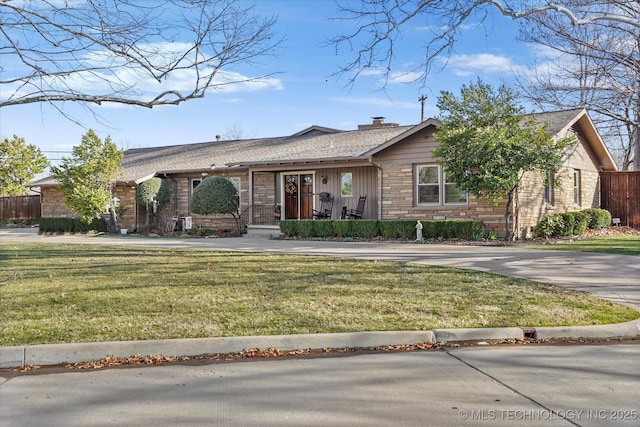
left=601, top=172, right=640, bottom=229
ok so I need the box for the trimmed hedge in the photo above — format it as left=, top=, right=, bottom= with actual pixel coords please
left=280, top=219, right=484, bottom=240
left=582, top=208, right=612, bottom=230
left=39, top=217, right=107, bottom=234
left=533, top=208, right=611, bottom=238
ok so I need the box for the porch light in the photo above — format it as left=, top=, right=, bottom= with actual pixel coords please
left=321, top=175, right=327, bottom=184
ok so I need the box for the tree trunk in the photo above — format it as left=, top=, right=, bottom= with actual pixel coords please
left=504, top=187, right=518, bottom=241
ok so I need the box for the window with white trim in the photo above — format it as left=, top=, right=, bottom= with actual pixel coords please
left=416, top=165, right=467, bottom=206
left=544, top=171, right=554, bottom=205
left=573, top=169, right=581, bottom=206
left=341, top=172, right=352, bottom=197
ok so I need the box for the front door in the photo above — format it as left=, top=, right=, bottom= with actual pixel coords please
left=284, top=174, right=314, bottom=219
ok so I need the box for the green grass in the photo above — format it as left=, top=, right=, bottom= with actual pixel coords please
left=525, top=235, right=640, bottom=256
left=0, top=242, right=637, bottom=346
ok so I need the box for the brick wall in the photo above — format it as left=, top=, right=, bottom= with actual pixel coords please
left=41, top=187, right=76, bottom=218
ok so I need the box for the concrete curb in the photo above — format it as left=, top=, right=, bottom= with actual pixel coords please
left=534, top=319, right=640, bottom=340
left=2, top=321, right=639, bottom=369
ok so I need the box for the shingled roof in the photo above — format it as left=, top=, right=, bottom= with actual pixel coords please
left=32, top=109, right=614, bottom=187
left=111, top=124, right=412, bottom=184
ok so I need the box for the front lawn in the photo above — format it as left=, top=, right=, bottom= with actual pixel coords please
left=525, top=234, right=640, bottom=256
left=0, top=242, right=636, bottom=346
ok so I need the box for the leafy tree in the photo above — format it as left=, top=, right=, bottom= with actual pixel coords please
left=433, top=80, right=574, bottom=240
left=136, top=178, right=171, bottom=226
left=0, top=0, right=281, bottom=110
left=0, top=135, right=49, bottom=196
left=190, top=176, right=241, bottom=234
left=51, top=130, right=123, bottom=222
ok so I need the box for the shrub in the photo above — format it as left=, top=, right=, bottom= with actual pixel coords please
left=534, top=214, right=564, bottom=238
left=279, top=220, right=297, bottom=237
left=296, top=220, right=314, bottom=238
left=560, top=212, right=575, bottom=236
left=280, top=219, right=483, bottom=240
left=581, top=208, right=611, bottom=229
left=39, top=217, right=106, bottom=233
left=313, top=220, right=335, bottom=238
left=379, top=221, right=400, bottom=239
left=573, top=212, right=588, bottom=235
left=190, top=177, right=238, bottom=215
left=351, top=220, right=379, bottom=238
left=333, top=220, right=353, bottom=237
left=136, top=178, right=170, bottom=209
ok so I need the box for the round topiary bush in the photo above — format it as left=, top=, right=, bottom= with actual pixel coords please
left=136, top=178, right=170, bottom=208
left=190, top=176, right=238, bottom=215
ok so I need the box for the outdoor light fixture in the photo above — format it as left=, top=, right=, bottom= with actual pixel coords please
left=321, top=175, right=327, bottom=184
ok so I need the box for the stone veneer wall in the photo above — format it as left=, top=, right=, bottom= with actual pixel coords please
left=252, top=172, right=276, bottom=206
left=380, top=164, right=507, bottom=237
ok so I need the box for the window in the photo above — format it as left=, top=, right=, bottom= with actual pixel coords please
left=573, top=169, right=581, bottom=205
left=544, top=171, right=554, bottom=205
left=341, top=172, right=352, bottom=197
left=416, top=165, right=467, bottom=205
left=444, top=170, right=468, bottom=204
left=229, top=177, right=241, bottom=210
left=191, top=178, right=201, bottom=195
left=417, top=165, right=440, bottom=204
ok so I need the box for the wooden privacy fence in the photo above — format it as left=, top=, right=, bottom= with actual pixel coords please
left=600, top=172, right=640, bottom=229
left=0, top=195, right=41, bottom=221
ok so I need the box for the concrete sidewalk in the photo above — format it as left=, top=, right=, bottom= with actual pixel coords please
left=1, top=228, right=639, bottom=369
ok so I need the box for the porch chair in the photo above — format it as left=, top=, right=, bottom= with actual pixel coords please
left=344, top=195, right=366, bottom=220
left=312, top=192, right=334, bottom=219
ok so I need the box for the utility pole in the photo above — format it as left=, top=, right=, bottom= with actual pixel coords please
left=418, top=94, right=427, bottom=122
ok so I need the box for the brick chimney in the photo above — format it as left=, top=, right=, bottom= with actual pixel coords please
left=358, top=116, right=399, bottom=130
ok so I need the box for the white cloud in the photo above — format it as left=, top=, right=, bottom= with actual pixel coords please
left=445, top=53, right=515, bottom=75
left=2, top=41, right=283, bottom=104
left=387, top=71, right=423, bottom=84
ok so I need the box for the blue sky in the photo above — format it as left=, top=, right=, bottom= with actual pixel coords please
left=0, top=0, right=534, bottom=164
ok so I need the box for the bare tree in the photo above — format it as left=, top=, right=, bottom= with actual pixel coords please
left=330, top=0, right=639, bottom=169
left=516, top=2, right=639, bottom=170
left=0, top=0, right=281, bottom=109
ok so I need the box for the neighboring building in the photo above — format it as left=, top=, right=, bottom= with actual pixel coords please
left=33, top=109, right=617, bottom=238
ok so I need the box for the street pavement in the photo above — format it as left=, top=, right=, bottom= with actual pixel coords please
left=1, top=343, right=639, bottom=426
left=1, top=228, right=639, bottom=426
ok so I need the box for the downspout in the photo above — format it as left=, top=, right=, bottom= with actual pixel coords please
left=368, top=158, right=383, bottom=220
